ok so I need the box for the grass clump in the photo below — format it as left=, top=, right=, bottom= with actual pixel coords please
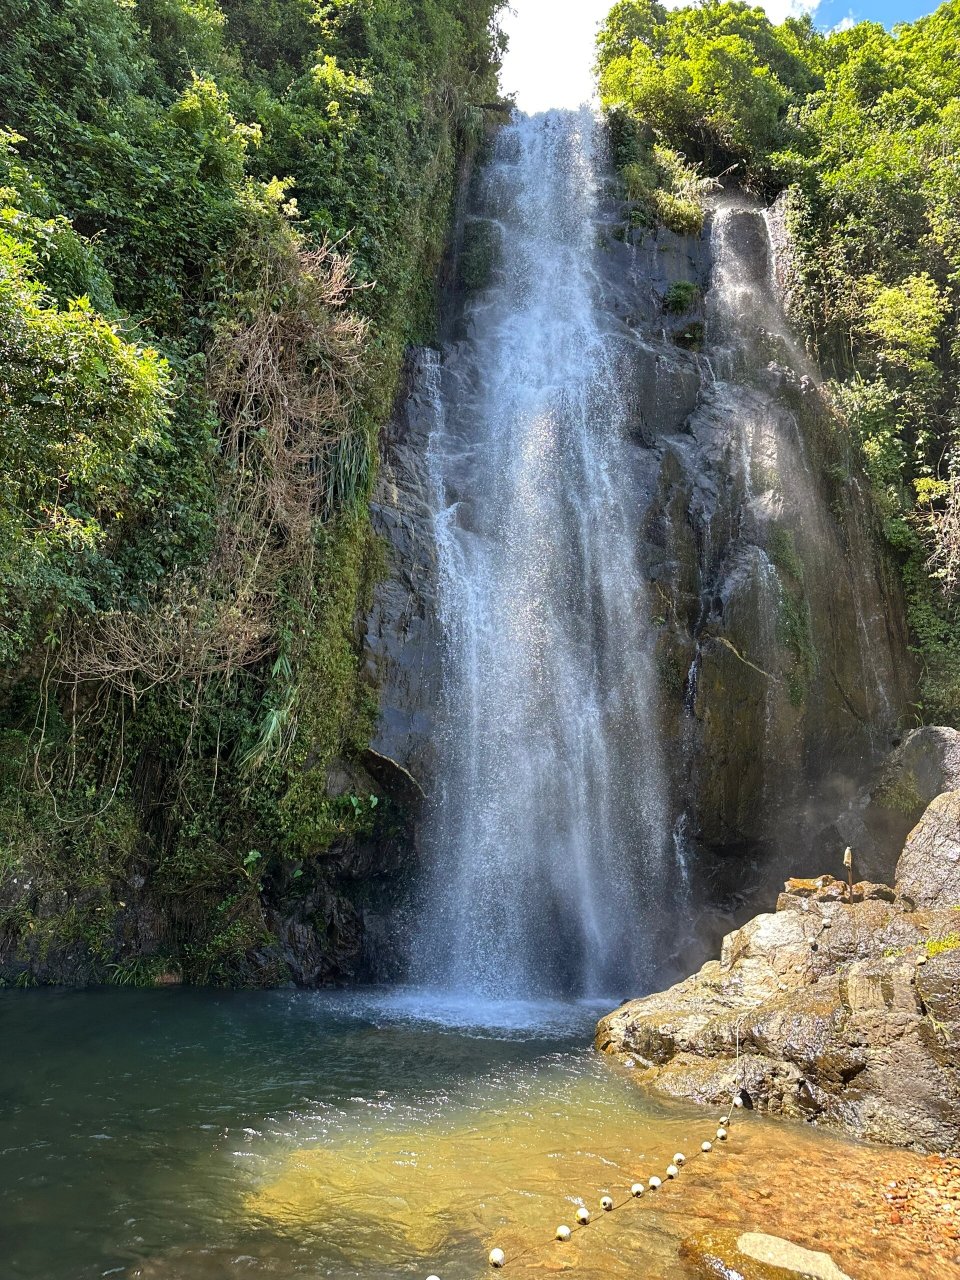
left=663, top=280, right=698, bottom=314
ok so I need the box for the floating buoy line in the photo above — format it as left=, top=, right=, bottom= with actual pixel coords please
left=423, top=1094, right=746, bottom=1278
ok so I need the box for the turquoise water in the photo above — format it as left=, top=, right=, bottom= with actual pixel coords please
left=2, top=988, right=694, bottom=1279
left=2, top=987, right=908, bottom=1280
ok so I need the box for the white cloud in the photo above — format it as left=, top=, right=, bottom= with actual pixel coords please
left=499, top=0, right=610, bottom=113
left=831, top=11, right=858, bottom=31
left=745, top=0, right=821, bottom=19
left=500, top=0, right=823, bottom=114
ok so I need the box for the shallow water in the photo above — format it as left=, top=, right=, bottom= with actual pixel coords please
left=0, top=989, right=951, bottom=1279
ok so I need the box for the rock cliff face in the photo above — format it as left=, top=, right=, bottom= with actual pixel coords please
left=603, top=196, right=913, bottom=880
left=363, top=355, right=445, bottom=796
left=595, top=788, right=960, bottom=1153
left=835, top=726, right=960, bottom=877
left=365, top=173, right=916, bottom=966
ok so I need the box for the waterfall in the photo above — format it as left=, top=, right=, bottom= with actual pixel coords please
left=706, top=198, right=898, bottom=744
left=411, top=108, right=670, bottom=1000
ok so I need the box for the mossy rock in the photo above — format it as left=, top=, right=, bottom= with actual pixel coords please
left=679, top=1230, right=852, bottom=1280
left=874, top=768, right=925, bottom=816
left=675, top=320, right=704, bottom=349
left=459, top=217, right=501, bottom=291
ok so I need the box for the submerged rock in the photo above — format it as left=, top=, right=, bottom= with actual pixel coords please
left=597, top=793, right=960, bottom=1153
left=679, top=1230, right=853, bottom=1280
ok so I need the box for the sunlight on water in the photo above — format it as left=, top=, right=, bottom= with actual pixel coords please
left=0, top=990, right=941, bottom=1279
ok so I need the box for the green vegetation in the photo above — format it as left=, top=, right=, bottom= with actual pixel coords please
left=0, top=0, right=503, bottom=984
left=460, top=217, right=501, bottom=291
left=607, top=118, right=715, bottom=234
left=874, top=769, right=925, bottom=817
left=927, top=931, right=960, bottom=958
left=597, top=0, right=960, bottom=722
left=663, top=280, right=698, bottom=313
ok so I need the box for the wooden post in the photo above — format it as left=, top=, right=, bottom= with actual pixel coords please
left=844, top=846, right=854, bottom=902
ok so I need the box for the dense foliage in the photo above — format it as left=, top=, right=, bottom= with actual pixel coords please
left=597, top=0, right=960, bottom=721
left=0, top=0, right=503, bottom=984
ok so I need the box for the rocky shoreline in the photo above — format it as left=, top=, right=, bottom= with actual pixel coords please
left=597, top=789, right=960, bottom=1154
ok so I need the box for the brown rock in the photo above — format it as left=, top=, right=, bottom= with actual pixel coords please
left=783, top=876, right=839, bottom=897
left=596, top=884, right=960, bottom=1151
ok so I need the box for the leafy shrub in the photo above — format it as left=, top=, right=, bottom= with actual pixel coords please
left=0, top=215, right=170, bottom=667
left=663, top=280, right=698, bottom=313
left=0, top=0, right=504, bottom=984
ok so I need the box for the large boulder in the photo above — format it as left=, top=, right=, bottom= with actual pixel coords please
left=895, top=790, right=960, bottom=909
left=596, top=873, right=960, bottom=1152
left=878, top=727, right=960, bottom=818
left=838, top=728, right=960, bottom=876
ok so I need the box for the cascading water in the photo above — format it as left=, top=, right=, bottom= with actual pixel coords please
left=411, top=108, right=670, bottom=1000
left=704, top=197, right=899, bottom=744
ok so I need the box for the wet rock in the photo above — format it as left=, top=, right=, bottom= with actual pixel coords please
left=877, top=727, right=960, bottom=822
left=616, top=337, right=702, bottom=445
left=895, top=791, right=960, bottom=909
left=363, top=351, right=445, bottom=791
left=644, top=200, right=913, bottom=867
left=680, top=1230, right=853, bottom=1280
left=829, top=727, right=960, bottom=885
left=836, top=728, right=960, bottom=877
left=597, top=849, right=960, bottom=1150
left=915, top=947, right=960, bottom=1057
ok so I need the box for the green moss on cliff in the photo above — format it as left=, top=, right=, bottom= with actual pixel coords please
left=0, top=0, right=504, bottom=985
left=596, top=0, right=960, bottom=722
left=769, top=525, right=817, bottom=707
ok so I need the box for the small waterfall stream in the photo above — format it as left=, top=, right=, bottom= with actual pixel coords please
left=705, top=199, right=899, bottom=748
left=412, top=109, right=670, bottom=999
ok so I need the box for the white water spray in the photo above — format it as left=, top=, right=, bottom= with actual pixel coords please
left=412, top=110, right=670, bottom=999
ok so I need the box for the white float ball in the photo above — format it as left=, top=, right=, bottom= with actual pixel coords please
left=427, top=1275, right=441, bottom=1279
left=648, top=1176, right=662, bottom=1190
left=701, top=1141, right=713, bottom=1152
left=720, top=1115, right=730, bottom=1126
left=716, top=1127, right=728, bottom=1141
left=631, top=1182, right=645, bottom=1197
left=666, top=1164, right=679, bottom=1179
left=556, top=1225, right=572, bottom=1242
left=673, top=1152, right=686, bottom=1165
left=576, top=1206, right=590, bottom=1225
left=733, top=1096, right=744, bottom=1109
left=488, top=1249, right=505, bottom=1269
left=600, top=1195, right=614, bottom=1211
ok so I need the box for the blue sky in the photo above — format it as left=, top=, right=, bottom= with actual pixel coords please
left=818, top=0, right=937, bottom=27
left=501, top=0, right=944, bottom=113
